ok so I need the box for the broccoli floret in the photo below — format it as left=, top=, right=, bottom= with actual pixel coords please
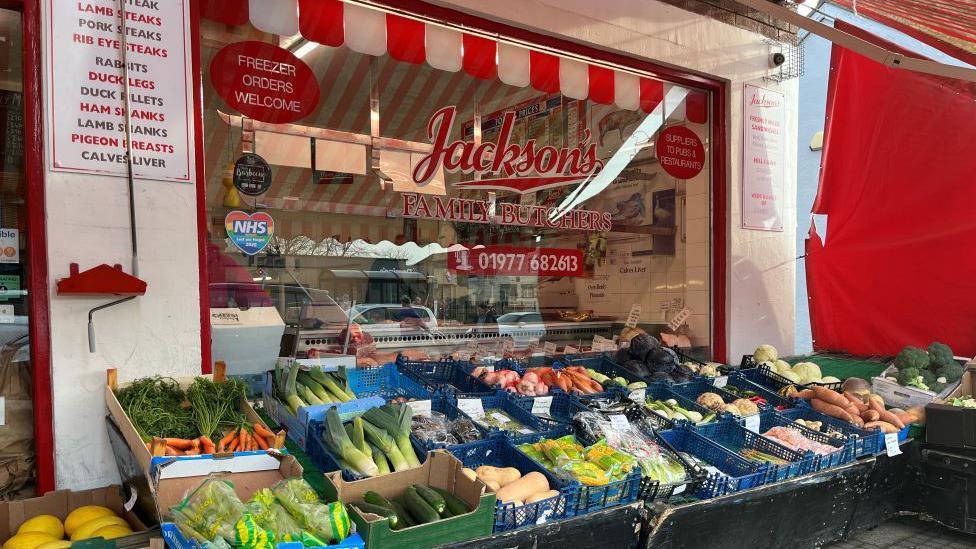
left=896, top=367, right=920, bottom=386
left=906, top=375, right=929, bottom=391
left=928, top=342, right=954, bottom=371
left=937, top=362, right=964, bottom=383
left=920, top=370, right=937, bottom=387
left=930, top=381, right=947, bottom=394
left=894, top=346, right=929, bottom=371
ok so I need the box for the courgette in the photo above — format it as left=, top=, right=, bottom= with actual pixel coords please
left=390, top=498, right=416, bottom=527
left=413, top=484, right=446, bottom=513
left=364, top=490, right=396, bottom=510
left=431, top=486, right=470, bottom=516
left=352, top=502, right=398, bottom=529
left=403, top=486, right=440, bottom=524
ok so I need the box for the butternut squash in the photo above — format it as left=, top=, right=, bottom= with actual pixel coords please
left=475, top=466, right=522, bottom=487
left=495, top=472, right=550, bottom=504
left=525, top=489, right=560, bottom=504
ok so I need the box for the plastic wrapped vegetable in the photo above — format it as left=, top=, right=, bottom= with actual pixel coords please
left=272, top=478, right=351, bottom=543
left=584, top=440, right=636, bottom=477
left=246, top=489, right=323, bottom=545
left=558, top=459, right=612, bottom=486
left=169, top=478, right=260, bottom=547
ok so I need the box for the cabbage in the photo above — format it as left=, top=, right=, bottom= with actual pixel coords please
left=821, top=376, right=841, bottom=383
left=791, top=362, right=822, bottom=384
left=779, top=370, right=801, bottom=384
left=754, top=344, right=778, bottom=364
left=774, top=360, right=792, bottom=374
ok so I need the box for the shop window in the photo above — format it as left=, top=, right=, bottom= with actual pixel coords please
left=200, top=14, right=712, bottom=370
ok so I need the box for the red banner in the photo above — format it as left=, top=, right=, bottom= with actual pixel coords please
left=448, top=246, right=584, bottom=277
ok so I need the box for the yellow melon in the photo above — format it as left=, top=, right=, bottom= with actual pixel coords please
left=90, top=525, right=132, bottom=540
left=2, top=532, right=58, bottom=549
left=63, top=506, right=115, bottom=536
left=16, top=516, right=63, bottom=540
left=34, top=541, right=72, bottom=549
left=70, top=516, right=129, bottom=541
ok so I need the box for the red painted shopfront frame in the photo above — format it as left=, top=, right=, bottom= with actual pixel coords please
left=187, top=1, right=729, bottom=368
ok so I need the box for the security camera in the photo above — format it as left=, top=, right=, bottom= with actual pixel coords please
left=770, top=52, right=786, bottom=68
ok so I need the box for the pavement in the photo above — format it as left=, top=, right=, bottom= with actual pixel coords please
left=826, top=516, right=974, bottom=549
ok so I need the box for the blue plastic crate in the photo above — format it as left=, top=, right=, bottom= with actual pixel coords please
left=449, top=391, right=553, bottom=444
left=667, top=380, right=762, bottom=417
left=777, top=407, right=884, bottom=457
left=559, top=355, right=645, bottom=388
left=347, top=363, right=432, bottom=401
left=448, top=436, right=578, bottom=531
left=659, top=427, right=769, bottom=498
left=643, top=382, right=717, bottom=429
left=719, top=375, right=795, bottom=410
left=397, top=357, right=495, bottom=395
left=695, top=418, right=816, bottom=482
left=753, top=411, right=856, bottom=472
left=409, top=395, right=488, bottom=452
left=508, top=389, right=589, bottom=427
left=307, top=418, right=428, bottom=482
left=161, top=522, right=366, bottom=549
left=512, top=432, right=642, bottom=516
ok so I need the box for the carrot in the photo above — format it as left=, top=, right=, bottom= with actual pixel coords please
left=200, top=436, right=216, bottom=454
left=163, top=438, right=196, bottom=450
left=164, top=445, right=183, bottom=456
left=795, top=389, right=816, bottom=399
left=242, top=429, right=254, bottom=451
left=861, top=409, right=880, bottom=422
left=864, top=420, right=899, bottom=434
left=227, top=433, right=240, bottom=452
left=254, top=432, right=269, bottom=450
left=253, top=423, right=274, bottom=440
left=218, top=429, right=236, bottom=448
left=184, top=448, right=200, bottom=456
left=867, top=399, right=905, bottom=429
left=810, top=398, right=855, bottom=423
left=843, top=392, right=868, bottom=412
left=811, top=386, right=850, bottom=409
left=191, top=438, right=201, bottom=451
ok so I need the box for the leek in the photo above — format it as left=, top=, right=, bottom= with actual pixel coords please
left=299, top=384, right=324, bottom=406
left=323, top=408, right=378, bottom=477
left=361, top=418, right=409, bottom=471
left=309, top=367, right=353, bottom=402
left=369, top=443, right=391, bottom=475
left=298, top=372, right=333, bottom=403
left=284, top=362, right=307, bottom=414
left=363, top=405, right=421, bottom=468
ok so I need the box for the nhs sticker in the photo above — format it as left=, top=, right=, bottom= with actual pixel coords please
left=225, top=210, right=274, bottom=256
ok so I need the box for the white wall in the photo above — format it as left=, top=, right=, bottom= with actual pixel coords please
left=41, top=9, right=202, bottom=489
left=435, top=0, right=800, bottom=360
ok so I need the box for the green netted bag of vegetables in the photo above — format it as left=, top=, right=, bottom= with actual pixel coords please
left=272, top=478, right=351, bottom=543
left=170, top=478, right=272, bottom=549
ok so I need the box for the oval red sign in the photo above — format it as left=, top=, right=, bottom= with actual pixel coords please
left=656, top=125, right=705, bottom=179
left=209, top=41, right=319, bottom=124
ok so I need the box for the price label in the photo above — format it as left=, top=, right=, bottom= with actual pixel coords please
left=625, top=304, right=642, bottom=329
left=672, top=484, right=686, bottom=496
left=563, top=345, right=579, bottom=355
left=884, top=433, right=902, bottom=457
left=628, top=388, right=646, bottom=403
left=501, top=338, right=515, bottom=355
left=713, top=376, right=729, bottom=388
left=543, top=342, right=557, bottom=357
left=406, top=400, right=432, bottom=417
left=609, top=414, right=630, bottom=431
left=458, top=398, right=485, bottom=420
left=518, top=428, right=535, bottom=434
left=491, top=412, right=511, bottom=424
left=667, top=307, right=692, bottom=331
left=531, top=396, right=553, bottom=416
left=744, top=413, right=761, bottom=433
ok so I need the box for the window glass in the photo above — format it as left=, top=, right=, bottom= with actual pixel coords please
left=201, top=22, right=712, bottom=366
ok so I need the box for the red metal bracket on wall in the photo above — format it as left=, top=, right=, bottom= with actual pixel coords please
left=56, top=263, right=147, bottom=296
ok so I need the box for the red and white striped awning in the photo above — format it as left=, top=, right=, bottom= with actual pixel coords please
left=200, top=0, right=709, bottom=122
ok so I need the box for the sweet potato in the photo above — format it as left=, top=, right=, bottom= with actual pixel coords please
left=867, top=398, right=905, bottom=429
left=812, top=386, right=850, bottom=409
left=864, top=420, right=899, bottom=434
left=843, top=392, right=868, bottom=413
left=795, top=389, right=816, bottom=399
left=861, top=409, right=880, bottom=422
left=810, top=398, right=855, bottom=423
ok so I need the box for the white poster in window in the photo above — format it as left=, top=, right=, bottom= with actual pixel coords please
left=742, top=84, right=784, bottom=231
left=44, top=0, right=195, bottom=183
left=0, top=229, right=18, bottom=264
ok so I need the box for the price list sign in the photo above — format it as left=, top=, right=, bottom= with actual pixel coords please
left=46, top=0, right=194, bottom=182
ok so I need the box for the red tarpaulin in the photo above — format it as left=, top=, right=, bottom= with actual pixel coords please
left=806, top=20, right=976, bottom=357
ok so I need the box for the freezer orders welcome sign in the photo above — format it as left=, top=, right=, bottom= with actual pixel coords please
left=742, top=84, right=785, bottom=231
left=44, top=0, right=195, bottom=183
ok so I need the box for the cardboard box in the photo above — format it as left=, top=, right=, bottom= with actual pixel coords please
left=0, top=485, right=151, bottom=547
left=925, top=364, right=976, bottom=450
left=105, top=369, right=285, bottom=481
left=157, top=453, right=365, bottom=549
left=322, top=450, right=495, bottom=549
left=871, top=364, right=958, bottom=409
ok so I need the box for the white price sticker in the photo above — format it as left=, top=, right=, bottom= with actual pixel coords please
left=543, top=342, right=557, bottom=357
left=744, top=413, right=761, bottom=433
left=458, top=398, right=485, bottom=420
left=667, top=307, right=692, bottom=331
left=609, top=414, right=630, bottom=431
left=713, top=376, right=729, bottom=388
left=884, top=433, right=902, bottom=457
left=531, top=396, right=553, bottom=416
left=406, top=400, right=432, bottom=417
left=563, top=346, right=579, bottom=355
left=672, top=484, right=686, bottom=496
left=628, top=388, right=646, bottom=403
left=625, top=304, right=642, bottom=329
left=491, top=412, right=511, bottom=424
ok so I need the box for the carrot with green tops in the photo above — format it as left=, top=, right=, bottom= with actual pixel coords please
left=218, top=430, right=236, bottom=450
left=253, top=423, right=274, bottom=440
left=163, top=438, right=195, bottom=450
left=254, top=431, right=269, bottom=450
left=164, top=445, right=183, bottom=456
left=227, top=432, right=240, bottom=452
left=200, top=436, right=216, bottom=454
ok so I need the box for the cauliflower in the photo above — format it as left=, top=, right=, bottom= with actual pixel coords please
left=733, top=398, right=760, bottom=416
left=791, top=362, right=822, bottom=384
left=699, top=363, right=722, bottom=377
left=927, top=342, right=954, bottom=370
left=754, top=344, right=778, bottom=364
left=696, top=392, right=727, bottom=412
left=894, top=346, right=929, bottom=371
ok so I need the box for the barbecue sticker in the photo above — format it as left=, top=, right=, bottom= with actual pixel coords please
left=225, top=210, right=274, bottom=256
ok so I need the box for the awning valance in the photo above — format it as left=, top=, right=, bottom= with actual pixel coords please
left=200, top=0, right=708, bottom=122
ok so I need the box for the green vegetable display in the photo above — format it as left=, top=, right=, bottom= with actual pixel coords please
left=927, top=342, right=955, bottom=370
left=947, top=395, right=976, bottom=408
left=894, top=346, right=930, bottom=372
left=321, top=403, right=423, bottom=477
